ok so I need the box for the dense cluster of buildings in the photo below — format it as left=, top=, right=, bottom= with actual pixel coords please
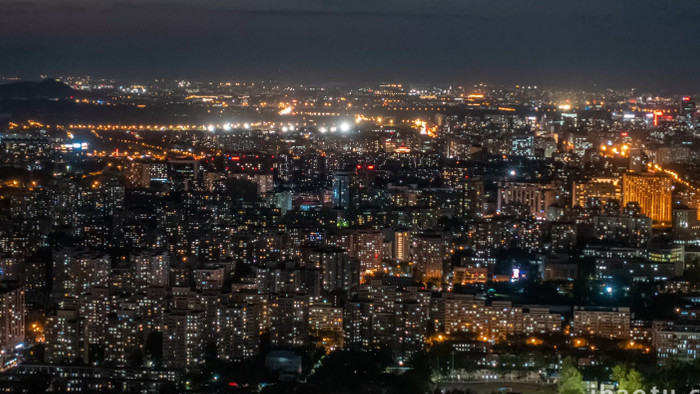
left=0, top=80, right=699, bottom=390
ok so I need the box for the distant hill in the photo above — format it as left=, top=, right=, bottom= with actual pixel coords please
left=0, top=79, right=76, bottom=99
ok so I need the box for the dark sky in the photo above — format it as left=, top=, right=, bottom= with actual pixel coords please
left=1, top=0, right=700, bottom=90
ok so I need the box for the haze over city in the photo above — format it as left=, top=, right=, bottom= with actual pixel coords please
left=2, top=0, right=700, bottom=90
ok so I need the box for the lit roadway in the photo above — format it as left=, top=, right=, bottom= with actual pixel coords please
left=650, top=163, right=700, bottom=194
left=88, top=129, right=203, bottom=160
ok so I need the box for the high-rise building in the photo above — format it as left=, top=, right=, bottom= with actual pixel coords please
left=622, top=172, right=672, bottom=225
left=138, top=286, right=168, bottom=331
left=592, top=211, right=652, bottom=248
left=332, top=173, right=352, bottom=209
left=584, top=245, right=681, bottom=281
left=673, top=205, right=700, bottom=241
left=344, top=279, right=430, bottom=363
left=45, top=309, right=85, bottom=364
left=52, top=248, right=111, bottom=300
left=572, top=306, right=630, bottom=339
left=442, top=296, right=563, bottom=338
left=393, top=229, right=411, bottom=262
left=413, top=233, right=446, bottom=284
left=353, top=230, right=384, bottom=278
left=311, top=247, right=357, bottom=293
left=550, top=222, right=577, bottom=252
left=216, top=302, right=261, bottom=361
left=125, top=160, right=168, bottom=188
left=80, top=287, right=110, bottom=346
left=0, top=282, right=25, bottom=353
left=498, top=182, right=556, bottom=219
left=168, top=158, right=200, bottom=191
left=522, top=307, right=563, bottom=335
left=511, top=134, right=535, bottom=157
left=308, top=302, right=344, bottom=350
left=308, top=302, right=343, bottom=334
left=0, top=257, right=19, bottom=281
left=680, top=96, right=697, bottom=127
left=229, top=173, right=274, bottom=195
left=101, top=178, right=125, bottom=216
left=133, top=251, right=170, bottom=292
left=647, top=245, right=685, bottom=278
left=24, top=259, right=48, bottom=304
left=653, top=321, right=700, bottom=364
left=457, top=177, right=484, bottom=218
left=269, top=294, right=309, bottom=348
left=193, top=266, right=226, bottom=291
left=105, top=309, right=143, bottom=366
left=572, top=177, right=622, bottom=208
left=442, top=294, right=522, bottom=339
left=163, top=310, right=205, bottom=369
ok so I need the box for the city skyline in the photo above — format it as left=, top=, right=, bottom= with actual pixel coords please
left=0, top=76, right=700, bottom=392
left=2, top=1, right=700, bottom=392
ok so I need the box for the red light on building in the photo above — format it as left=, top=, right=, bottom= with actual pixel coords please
left=367, top=165, right=375, bottom=170
left=683, top=96, right=691, bottom=101
left=621, top=132, right=629, bottom=137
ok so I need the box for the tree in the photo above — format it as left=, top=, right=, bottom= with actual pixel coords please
left=558, top=357, right=585, bottom=394
left=308, top=350, right=389, bottom=391
left=652, top=359, right=700, bottom=392
left=612, top=364, right=645, bottom=393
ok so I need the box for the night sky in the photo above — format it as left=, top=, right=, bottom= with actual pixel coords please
left=1, top=0, right=700, bottom=90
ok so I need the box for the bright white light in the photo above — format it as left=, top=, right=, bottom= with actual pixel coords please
left=282, top=126, right=289, bottom=132
left=289, top=126, right=295, bottom=131
left=330, top=126, right=337, bottom=132
left=207, top=124, right=215, bottom=132
left=223, top=123, right=231, bottom=131
left=244, top=123, right=250, bottom=129
left=319, top=127, right=327, bottom=133
left=606, top=287, right=613, bottom=294
left=340, top=122, right=350, bottom=132
left=509, top=170, right=516, bottom=176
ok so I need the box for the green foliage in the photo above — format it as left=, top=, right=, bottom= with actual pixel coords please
left=612, top=364, right=645, bottom=393
left=651, top=359, right=700, bottom=392
left=308, top=350, right=390, bottom=391
left=558, top=357, right=584, bottom=394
